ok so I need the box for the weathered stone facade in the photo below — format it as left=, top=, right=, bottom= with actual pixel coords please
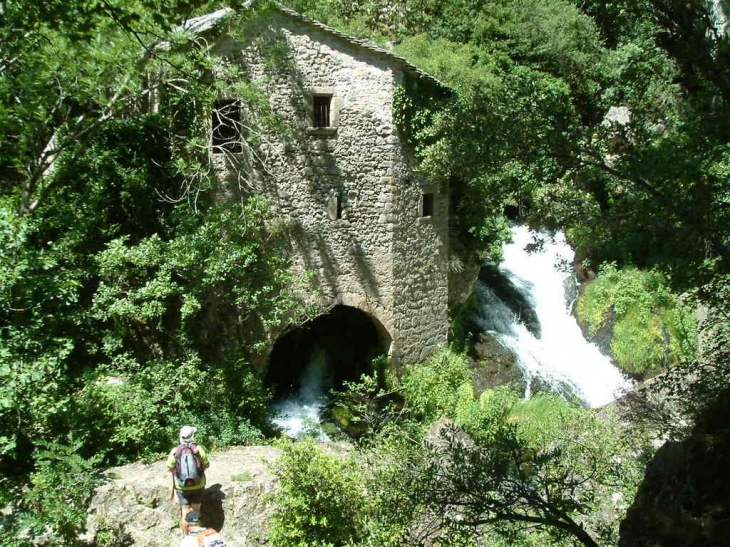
left=206, top=7, right=449, bottom=364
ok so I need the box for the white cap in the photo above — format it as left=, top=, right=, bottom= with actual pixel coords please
left=179, top=426, right=197, bottom=443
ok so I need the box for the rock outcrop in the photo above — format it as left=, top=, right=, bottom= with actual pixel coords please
left=83, top=446, right=282, bottom=547
left=619, top=429, right=730, bottom=546
left=619, top=391, right=730, bottom=546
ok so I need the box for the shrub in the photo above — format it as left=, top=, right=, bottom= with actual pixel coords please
left=23, top=441, right=102, bottom=544
left=268, top=440, right=364, bottom=547
left=396, top=348, right=473, bottom=423
left=577, top=263, right=696, bottom=376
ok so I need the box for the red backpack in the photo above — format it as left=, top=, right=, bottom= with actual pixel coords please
left=174, top=443, right=203, bottom=487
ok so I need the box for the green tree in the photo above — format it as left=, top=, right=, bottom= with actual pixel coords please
left=0, top=0, right=214, bottom=214
left=272, top=351, right=645, bottom=546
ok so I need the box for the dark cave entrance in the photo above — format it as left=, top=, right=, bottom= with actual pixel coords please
left=265, top=305, right=390, bottom=398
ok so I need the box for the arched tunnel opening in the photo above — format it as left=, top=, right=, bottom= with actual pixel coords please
left=265, top=305, right=390, bottom=400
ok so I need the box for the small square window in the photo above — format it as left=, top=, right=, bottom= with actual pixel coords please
left=313, top=95, right=332, bottom=128
left=212, top=100, right=242, bottom=154
left=421, top=193, right=435, bottom=217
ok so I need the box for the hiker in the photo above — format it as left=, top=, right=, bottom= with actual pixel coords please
left=167, top=426, right=210, bottom=534
left=180, top=510, right=226, bottom=547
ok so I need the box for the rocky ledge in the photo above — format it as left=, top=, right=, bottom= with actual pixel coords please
left=82, top=446, right=282, bottom=547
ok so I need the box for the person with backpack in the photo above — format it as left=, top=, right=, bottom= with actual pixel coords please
left=167, top=426, right=210, bottom=533
left=180, top=510, right=226, bottom=547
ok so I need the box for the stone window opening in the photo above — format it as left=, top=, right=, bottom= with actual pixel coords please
left=313, top=95, right=331, bottom=127
left=308, top=88, right=339, bottom=135
left=212, top=99, right=242, bottom=154
left=420, top=192, right=435, bottom=218
left=328, top=194, right=343, bottom=220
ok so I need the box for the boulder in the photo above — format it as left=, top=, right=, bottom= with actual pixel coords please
left=477, top=264, right=540, bottom=338
left=468, top=332, right=523, bottom=396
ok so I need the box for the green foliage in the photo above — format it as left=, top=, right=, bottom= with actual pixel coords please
left=394, top=35, right=579, bottom=260
left=396, top=348, right=473, bottom=424
left=172, top=410, right=265, bottom=451
left=23, top=440, right=103, bottom=544
left=287, top=0, right=730, bottom=288
left=329, top=371, right=398, bottom=439
left=4, top=0, right=729, bottom=542
left=273, top=346, right=646, bottom=546
left=268, top=439, right=365, bottom=547
left=1, top=3, right=305, bottom=537
left=392, top=375, right=643, bottom=546
left=455, top=386, right=520, bottom=444
left=92, top=196, right=297, bottom=360
left=577, top=263, right=697, bottom=376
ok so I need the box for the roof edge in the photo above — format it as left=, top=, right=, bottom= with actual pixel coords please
left=272, top=4, right=449, bottom=90
left=178, top=2, right=450, bottom=90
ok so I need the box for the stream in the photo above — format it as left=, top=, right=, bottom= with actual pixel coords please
left=471, top=225, right=633, bottom=407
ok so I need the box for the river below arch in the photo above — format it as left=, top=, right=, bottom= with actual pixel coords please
left=265, top=304, right=389, bottom=437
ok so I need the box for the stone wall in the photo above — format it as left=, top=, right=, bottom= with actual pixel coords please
left=210, top=10, right=449, bottom=364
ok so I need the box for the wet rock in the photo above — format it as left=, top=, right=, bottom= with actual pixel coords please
left=478, top=264, right=540, bottom=338
left=467, top=332, right=523, bottom=397
left=529, top=374, right=586, bottom=408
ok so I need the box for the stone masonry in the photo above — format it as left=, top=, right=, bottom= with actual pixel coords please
left=202, top=6, right=449, bottom=364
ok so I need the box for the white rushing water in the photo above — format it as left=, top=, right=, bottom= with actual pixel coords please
left=472, top=225, right=633, bottom=408
left=271, top=346, right=330, bottom=439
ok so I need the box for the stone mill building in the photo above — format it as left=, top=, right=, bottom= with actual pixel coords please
left=191, top=5, right=451, bottom=367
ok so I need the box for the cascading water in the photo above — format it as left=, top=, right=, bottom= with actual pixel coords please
left=271, top=346, right=330, bottom=439
left=472, top=225, right=633, bottom=408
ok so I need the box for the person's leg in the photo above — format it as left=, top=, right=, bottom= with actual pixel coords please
left=177, top=489, right=204, bottom=534
left=180, top=503, right=193, bottom=534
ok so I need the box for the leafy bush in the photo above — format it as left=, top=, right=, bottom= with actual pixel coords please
left=279, top=350, right=645, bottom=547
left=268, top=440, right=365, bottom=547
left=168, top=410, right=264, bottom=451
left=22, top=441, right=102, bottom=544
left=396, top=348, right=473, bottom=423
left=456, top=386, right=520, bottom=444
left=577, top=263, right=697, bottom=376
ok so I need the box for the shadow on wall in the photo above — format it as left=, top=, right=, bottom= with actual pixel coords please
left=237, top=19, right=387, bottom=306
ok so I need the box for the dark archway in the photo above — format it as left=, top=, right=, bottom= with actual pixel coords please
left=266, top=305, right=389, bottom=397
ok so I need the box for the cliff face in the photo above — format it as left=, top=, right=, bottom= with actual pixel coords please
left=619, top=429, right=730, bottom=546
left=82, top=447, right=282, bottom=547
left=619, top=388, right=730, bottom=547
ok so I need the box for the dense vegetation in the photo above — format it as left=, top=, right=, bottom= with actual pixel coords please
left=271, top=1, right=730, bottom=545
left=270, top=350, right=648, bottom=546
left=0, top=0, right=309, bottom=541
left=1, top=0, right=729, bottom=545
left=576, top=263, right=696, bottom=377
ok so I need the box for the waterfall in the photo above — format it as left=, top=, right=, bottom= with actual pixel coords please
left=472, top=225, right=633, bottom=408
left=270, top=346, right=330, bottom=439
